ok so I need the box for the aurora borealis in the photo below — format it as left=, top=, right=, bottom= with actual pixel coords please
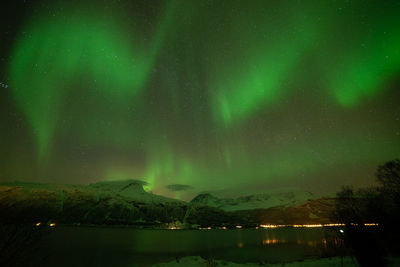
left=0, top=0, right=399, bottom=200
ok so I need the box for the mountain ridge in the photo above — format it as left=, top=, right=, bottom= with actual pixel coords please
left=0, top=180, right=336, bottom=227
left=190, top=191, right=315, bottom=211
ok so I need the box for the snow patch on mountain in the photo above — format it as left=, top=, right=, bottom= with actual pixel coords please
left=190, top=191, right=315, bottom=211
left=87, top=179, right=182, bottom=204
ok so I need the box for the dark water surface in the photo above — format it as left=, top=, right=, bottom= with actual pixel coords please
left=38, top=226, right=345, bottom=266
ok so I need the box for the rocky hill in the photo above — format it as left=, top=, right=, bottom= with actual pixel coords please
left=186, top=195, right=335, bottom=227
left=190, top=191, right=316, bottom=211
left=0, top=181, right=336, bottom=227
left=187, top=192, right=335, bottom=226
left=232, top=197, right=336, bottom=225
left=0, top=180, right=187, bottom=226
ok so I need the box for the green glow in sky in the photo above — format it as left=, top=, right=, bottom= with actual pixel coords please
left=1, top=0, right=400, bottom=200
left=211, top=7, right=317, bottom=126
left=8, top=3, right=172, bottom=157
left=330, top=29, right=400, bottom=106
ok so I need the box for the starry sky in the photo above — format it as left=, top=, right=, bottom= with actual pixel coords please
left=0, top=0, right=399, bottom=200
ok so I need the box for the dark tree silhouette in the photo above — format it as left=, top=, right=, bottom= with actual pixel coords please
left=376, top=159, right=400, bottom=213
left=357, top=187, right=384, bottom=223
left=376, top=159, right=400, bottom=190
left=334, top=159, right=400, bottom=226
left=334, top=186, right=361, bottom=225
left=334, top=186, right=386, bottom=267
left=332, top=159, right=400, bottom=267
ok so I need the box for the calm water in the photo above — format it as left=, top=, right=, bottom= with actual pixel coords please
left=37, top=226, right=346, bottom=266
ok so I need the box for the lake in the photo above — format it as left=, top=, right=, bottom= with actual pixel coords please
left=37, top=226, right=347, bottom=266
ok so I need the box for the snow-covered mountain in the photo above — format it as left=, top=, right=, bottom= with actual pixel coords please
left=190, top=191, right=315, bottom=211
left=0, top=181, right=336, bottom=227
left=0, top=180, right=187, bottom=226
left=187, top=191, right=335, bottom=226
left=86, top=179, right=176, bottom=203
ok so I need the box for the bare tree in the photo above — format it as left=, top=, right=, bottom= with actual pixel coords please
left=376, top=159, right=400, bottom=209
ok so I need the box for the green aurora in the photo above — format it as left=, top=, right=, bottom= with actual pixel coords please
left=0, top=0, right=399, bottom=199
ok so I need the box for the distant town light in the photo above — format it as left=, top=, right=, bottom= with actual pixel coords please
left=339, top=229, right=344, bottom=233
left=235, top=225, right=243, bottom=229
left=49, top=223, right=56, bottom=227
left=259, top=223, right=377, bottom=228
left=364, top=223, right=379, bottom=226
left=259, top=224, right=287, bottom=228
left=262, top=239, right=284, bottom=245
left=168, top=226, right=183, bottom=230
left=35, top=222, right=41, bottom=226
left=293, top=224, right=323, bottom=228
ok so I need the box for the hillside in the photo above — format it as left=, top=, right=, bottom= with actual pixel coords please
left=0, top=181, right=337, bottom=227
left=0, top=180, right=187, bottom=226
left=190, top=191, right=316, bottom=211
left=186, top=191, right=339, bottom=226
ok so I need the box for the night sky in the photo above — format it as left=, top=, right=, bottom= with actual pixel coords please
left=1, top=0, right=399, bottom=200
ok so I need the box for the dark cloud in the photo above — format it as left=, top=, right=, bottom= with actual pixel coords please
left=166, top=184, right=193, bottom=191
left=91, top=179, right=148, bottom=187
